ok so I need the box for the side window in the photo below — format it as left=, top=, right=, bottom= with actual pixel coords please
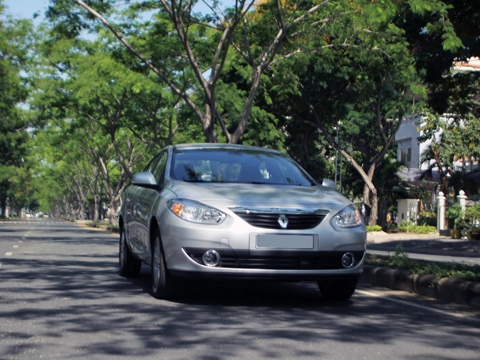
left=144, top=155, right=161, bottom=174
left=151, top=152, right=168, bottom=185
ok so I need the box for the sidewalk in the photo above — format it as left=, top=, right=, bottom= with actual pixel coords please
left=366, top=231, right=480, bottom=265
left=362, top=231, right=480, bottom=308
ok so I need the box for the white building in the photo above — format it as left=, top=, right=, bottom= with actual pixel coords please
left=452, top=57, right=480, bottom=73
left=395, top=114, right=434, bottom=183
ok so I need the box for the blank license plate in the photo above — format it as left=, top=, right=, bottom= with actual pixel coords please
left=256, top=235, right=314, bottom=249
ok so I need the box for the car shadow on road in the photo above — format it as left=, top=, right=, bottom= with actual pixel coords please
left=126, top=265, right=355, bottom=308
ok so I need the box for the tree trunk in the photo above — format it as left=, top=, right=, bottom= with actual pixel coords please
left=0, top=196, right=6, bottom=217
left=202, top=101, right=217, bottom=143
left=93, top=182, right=101, bottom=222
left=108, top=201, right=116, bottom=225
left=361, top=164, right=379, bottom=226
left=370, top=190, right=379, bottom=226
left=432, top=147, right=451, bottom=198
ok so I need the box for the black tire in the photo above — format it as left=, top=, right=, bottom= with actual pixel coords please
left=151, top=229, right=173, bottom=299
left=318, top=277, right=358, bottom=301
left=119, top=227, right=141, bottom=277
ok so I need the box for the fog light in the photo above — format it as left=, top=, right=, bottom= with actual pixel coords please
left=341, top=252, right=355, bottom=269
left=202, top=250, right=220, bottom=267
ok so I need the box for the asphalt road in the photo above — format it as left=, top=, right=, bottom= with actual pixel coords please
left=1, top=219, right=480, bottom=360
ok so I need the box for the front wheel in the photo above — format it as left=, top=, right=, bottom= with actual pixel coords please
left=119, top=227, right=141, bottom=277
left=318, top=277, right=358, bottom=301
left=151, top=229, right=174, bottom=299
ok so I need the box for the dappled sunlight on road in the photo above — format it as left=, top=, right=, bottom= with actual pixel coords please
left=1, top=221, right=480, bottom=359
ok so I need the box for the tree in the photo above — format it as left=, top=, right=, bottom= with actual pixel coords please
left=418, top=72, right=480, bottom=199
left=404, top=0, right=480, bottom=201
left=45, top=0, right=344, bottom=143
left=31, top=37, right=152, bottom=222
left=258, top=0, right=462, bottom=225
left=402, top=0, right=480, bottom=113
left=2, top=0, right=466, bottom=224
left=0, top=4, right=33, bottom=216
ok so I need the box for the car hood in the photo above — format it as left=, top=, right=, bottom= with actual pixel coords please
left=168, top=181, right=350, bottom=209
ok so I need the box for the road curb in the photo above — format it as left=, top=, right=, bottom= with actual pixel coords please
left=360, top=265, right=480, bottom=308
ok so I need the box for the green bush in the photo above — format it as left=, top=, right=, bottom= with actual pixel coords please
left=389, top=243, right=412, bottom=269
left=107, top=225, right=120, bottom=233
left=86, top=221, right=111, bottom=228
left=418, top=211, right=437, bottom=226
left=85, top=221, right=119, bottom=233
left=446, top=204, right=463, bottom=229
left=366, top=225, right=382, bottom=233
left=465, top=205, right=480, bottom=231
left=398, top=222, right=436, bottom=234
left=366, top=222, right=436, bottom=234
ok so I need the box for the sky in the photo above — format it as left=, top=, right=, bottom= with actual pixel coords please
left=2, top=0, right=225, bottom=20
left=3, top=0, right=50, bottom=19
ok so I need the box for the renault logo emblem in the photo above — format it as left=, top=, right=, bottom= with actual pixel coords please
left=278, top=214, right=289, bottom=229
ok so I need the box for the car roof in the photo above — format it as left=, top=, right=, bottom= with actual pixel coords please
left=171, top=143, right=284, bottom=154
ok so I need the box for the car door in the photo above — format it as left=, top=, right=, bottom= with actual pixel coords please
left=136, top=151, right=168, bottom=261
left=125, top=153, right=162, bottom=260
left=124, top=176, right=150, bottom=259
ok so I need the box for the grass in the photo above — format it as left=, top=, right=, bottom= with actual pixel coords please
left=366, top=223, right=437, bottom=234
left=366, top=243, right=480, bottom=282
left=366, top=225, right=383, bottom=232
left=85, top=221, right=109, bottom=228
left=85, top=221, right=120, bottom=233
left=398, top=222, right=437, bottom=234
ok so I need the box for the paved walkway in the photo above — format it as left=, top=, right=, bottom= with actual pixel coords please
left=366, top=231, right=480, bottom=265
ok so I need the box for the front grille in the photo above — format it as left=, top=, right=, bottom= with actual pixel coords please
left=220, top=252, right=364, bottom=270
left=184, top=248, right=365, bottom=270
left=232, top=211, right=327, bottom=230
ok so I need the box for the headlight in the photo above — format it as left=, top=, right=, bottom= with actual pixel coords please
left=167, top=199, right=226, bottom=224
left=333, top=205, right=362, bottom=228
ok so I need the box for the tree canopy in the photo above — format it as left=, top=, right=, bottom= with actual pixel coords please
left=1, top=0, right=478, bottom=225
left=0, top=5, right=34, bottom=216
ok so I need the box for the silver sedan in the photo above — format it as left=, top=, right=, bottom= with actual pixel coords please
left=118, top=144, right=366, bottom=300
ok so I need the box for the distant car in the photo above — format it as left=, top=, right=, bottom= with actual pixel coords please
left=118, top=144, right=366, bottom=300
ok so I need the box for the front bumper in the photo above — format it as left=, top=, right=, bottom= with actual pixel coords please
left=159, top=206, right=366, bottom=281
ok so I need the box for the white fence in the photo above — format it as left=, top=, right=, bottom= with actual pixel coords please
left=437, top=190, right=479, bottom=234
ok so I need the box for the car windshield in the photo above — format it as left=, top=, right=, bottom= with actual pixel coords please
left=171, top=148, right=315, bottom=186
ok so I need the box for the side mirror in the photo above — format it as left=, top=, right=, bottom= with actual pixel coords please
left=321, top=178, right=337, bottom=190
left=132, top=172, right=160, bottom=190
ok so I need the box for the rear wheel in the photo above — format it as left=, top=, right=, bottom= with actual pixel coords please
left=318, top=277, right=358, bottom=301
left=119, top=227, right=141, bottom=277
left=151, top=229, right=173, bottom=299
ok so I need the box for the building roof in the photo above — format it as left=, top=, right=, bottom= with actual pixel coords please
left=453, top=57, right=480, bottom=72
